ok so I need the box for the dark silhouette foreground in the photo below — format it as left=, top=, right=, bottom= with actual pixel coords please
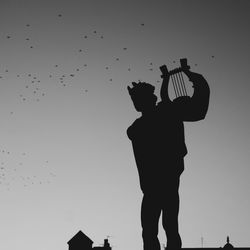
left=127, top=59, right=210, bottom=249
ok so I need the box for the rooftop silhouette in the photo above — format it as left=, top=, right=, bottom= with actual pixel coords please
left=67, top=231, right=250, bottom=250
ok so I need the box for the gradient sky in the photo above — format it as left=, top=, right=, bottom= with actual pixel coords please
left=0, top=1, right=250, bottom=250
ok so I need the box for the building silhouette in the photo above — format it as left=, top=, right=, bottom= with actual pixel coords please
left=68, top=230, right=111, bottom=250
left=67, top=230, right=93, bottom=250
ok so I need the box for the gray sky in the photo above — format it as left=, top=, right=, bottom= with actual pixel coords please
left=0, top=1, right=250, bottom=250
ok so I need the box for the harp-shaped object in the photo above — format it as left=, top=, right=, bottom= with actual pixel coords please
left=160, top=58, right=191, bottom=102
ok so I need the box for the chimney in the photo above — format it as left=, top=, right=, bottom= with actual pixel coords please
left=104, top=238, right=111, bottom=249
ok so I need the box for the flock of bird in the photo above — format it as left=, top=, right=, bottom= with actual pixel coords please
left=3, top=19, right=154, bottom=98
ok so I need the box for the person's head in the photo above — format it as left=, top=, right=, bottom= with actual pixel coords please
left=127, top=81, right=157, bottom=112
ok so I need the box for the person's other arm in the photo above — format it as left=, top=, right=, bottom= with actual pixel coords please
left=178, top=69, right=210, bottom=121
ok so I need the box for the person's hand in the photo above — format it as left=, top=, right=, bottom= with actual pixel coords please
left=160, top=65, right=170, bottom=79
left=182, top=69, right=204, bottom=83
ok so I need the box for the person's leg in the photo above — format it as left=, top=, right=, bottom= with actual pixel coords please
left=162, top=158, right=183, bottom=249
left=162, top=177, right=182, bottom=248
left=141, top=193, right=162, bottom=250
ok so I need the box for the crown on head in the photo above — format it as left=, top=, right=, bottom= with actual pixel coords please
left=127, top=81, right=155, bottom=97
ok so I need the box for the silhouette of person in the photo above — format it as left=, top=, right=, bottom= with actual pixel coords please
left=127, top=63, right=210, bottom=250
